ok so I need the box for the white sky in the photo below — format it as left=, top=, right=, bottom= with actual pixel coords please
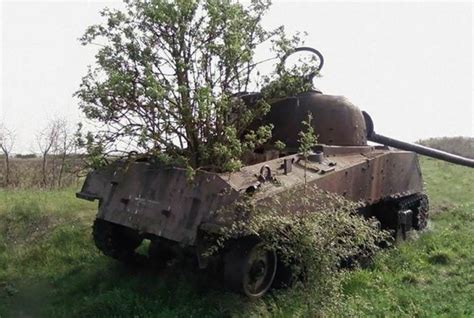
left=1, top=0, right=473, bottom=154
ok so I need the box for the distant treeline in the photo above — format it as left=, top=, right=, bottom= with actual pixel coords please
left=1, top=137, right=473, bottom=188
left=417, top=137, right=474, bottom=159
left=13, top=153, right=39, bottom=159
left=0, top=154, right=86, bottom=188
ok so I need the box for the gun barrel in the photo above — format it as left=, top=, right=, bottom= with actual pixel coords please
left=369, top=133, right=474, bottom=168
left=362, top=111, right=474, bottom=168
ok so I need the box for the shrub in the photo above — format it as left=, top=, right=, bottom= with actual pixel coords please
left=209, top=184, right=390, bottom=314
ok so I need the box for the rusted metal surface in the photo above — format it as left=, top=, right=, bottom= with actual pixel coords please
left=76, top=161, right=124, bottom=201
left=92, top=163, right=239, bottom=245
left=225, top=146, right=422, bottom=205
left=259, top=92, right=368, bottom=149
left=370, top=134, right=474, bottom=168
left=78, top=145, right=424, bottom=246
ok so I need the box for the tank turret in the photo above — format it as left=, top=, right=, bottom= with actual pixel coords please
left=260, top=47, right=473, bottom=167
left=264, top=92, right=368, bottom=148
left=261, top=90, right=474, bottom=168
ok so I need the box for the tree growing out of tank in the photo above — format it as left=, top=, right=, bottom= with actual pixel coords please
left=75, top=0, right=320, bottom=173
left=298, top=113, right=318, bottom=189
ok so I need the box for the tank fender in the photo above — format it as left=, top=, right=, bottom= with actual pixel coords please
left=76, top=161, right=125, bottom=201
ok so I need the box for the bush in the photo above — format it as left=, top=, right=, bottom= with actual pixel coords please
left=209, top=184, right=390, bottom=315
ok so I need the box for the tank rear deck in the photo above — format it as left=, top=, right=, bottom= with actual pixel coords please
left=226, top=145, right=423, bottom=204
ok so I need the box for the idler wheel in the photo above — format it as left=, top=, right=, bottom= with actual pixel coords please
left=414, top=194, right=429, bottom=230
left=223, top=238, right=277, bottom=299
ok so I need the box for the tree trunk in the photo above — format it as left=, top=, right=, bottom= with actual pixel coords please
left=50, top=155, right=57, bottom=189
left=58, top=152, right=66, bottom=188
left=5, top=154, right=9, bottom=186
left=42, top=153, right=47, bottom=188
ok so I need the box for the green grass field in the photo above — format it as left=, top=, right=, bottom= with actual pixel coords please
left=0, top=157, right=473, bottom=317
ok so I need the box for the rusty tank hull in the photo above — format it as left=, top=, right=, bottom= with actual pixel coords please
left=78, top=142, right=425, bottom=245
left=77, top=47, right=472, bottom=298
left=74, top=92, right=431, bottom=298
left=77, top=140, right=429, bottom=297
left=77, top=125, right=430, bottom=296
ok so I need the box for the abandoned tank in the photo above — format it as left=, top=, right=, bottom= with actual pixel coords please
left=76, top=47, right=474, bottom=298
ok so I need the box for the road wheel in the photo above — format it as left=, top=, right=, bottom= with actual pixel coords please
left=223, top=238, right=277, bottom=299
left=148, top=238, right=175, bottom=267
left=92, top=218, right=143, bottom=263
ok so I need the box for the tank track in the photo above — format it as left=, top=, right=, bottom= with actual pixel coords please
left=372, top=193, right=429, bottom=241
left=393, top=193, right=429, bottom=230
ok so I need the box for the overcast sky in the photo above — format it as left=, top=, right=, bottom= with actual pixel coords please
left=1, top=0, right=473, bottom=153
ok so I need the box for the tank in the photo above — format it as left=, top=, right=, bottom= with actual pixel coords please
left=76, top=47, right=473, bottom=298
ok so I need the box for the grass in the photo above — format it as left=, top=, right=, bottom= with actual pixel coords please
left=342, top=157, right=474, bottom=317
left=0, top=157, right=473, bottom=317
